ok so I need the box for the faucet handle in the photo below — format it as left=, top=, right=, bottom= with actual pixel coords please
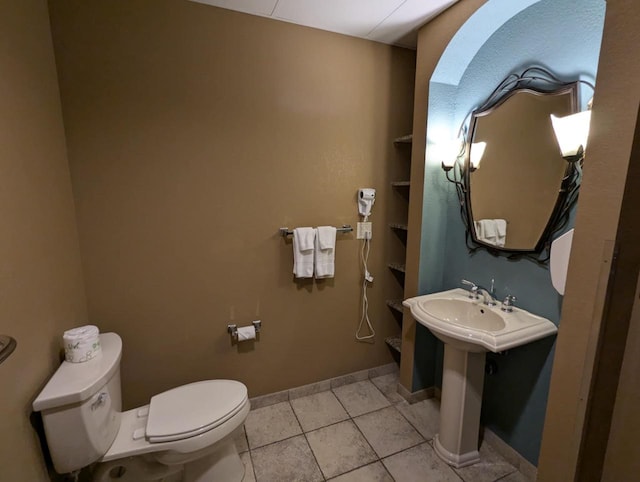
left=461, top=279, right=480, bottom=299
left=501, top=294, right=517, bottom=312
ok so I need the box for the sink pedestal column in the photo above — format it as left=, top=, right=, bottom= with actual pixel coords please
left=434, top=344, right=485, bottom=468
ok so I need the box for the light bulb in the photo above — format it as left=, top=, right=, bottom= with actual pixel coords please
left=432, top=139, right=464, bottom=170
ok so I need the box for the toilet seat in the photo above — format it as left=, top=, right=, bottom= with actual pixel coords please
left=146, top=380, right=248, bottom=443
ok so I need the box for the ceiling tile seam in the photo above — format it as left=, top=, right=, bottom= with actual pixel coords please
left=269, top=0, right=280, bottom=17
left=365, top=0, right=409, bottom=38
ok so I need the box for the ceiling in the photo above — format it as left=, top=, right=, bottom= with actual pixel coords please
left=189, top=0, right=459, bottom=49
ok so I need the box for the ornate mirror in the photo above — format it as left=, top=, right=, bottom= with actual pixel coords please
left=459, top=68, right=589, bottom=259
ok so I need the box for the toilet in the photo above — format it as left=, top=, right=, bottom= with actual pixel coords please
left=32, top=332, right=250, bottom=482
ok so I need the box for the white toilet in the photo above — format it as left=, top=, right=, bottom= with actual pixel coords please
left=33, top=332, right=250, bottom=482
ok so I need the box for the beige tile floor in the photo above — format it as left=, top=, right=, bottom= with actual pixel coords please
left=235, top=373, right=529, bottom=482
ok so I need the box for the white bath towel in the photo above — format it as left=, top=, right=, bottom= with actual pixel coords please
left=315, top=226, right=337, bottom=278
left=293, top=227, right=315, bottom=278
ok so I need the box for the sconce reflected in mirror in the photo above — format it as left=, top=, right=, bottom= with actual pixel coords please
left=551, top=109, right=592, bottom=163
left=469, top=142, right=487, bottom=171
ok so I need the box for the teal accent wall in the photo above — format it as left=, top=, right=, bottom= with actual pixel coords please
left=416, top=0, right=605, bottom=465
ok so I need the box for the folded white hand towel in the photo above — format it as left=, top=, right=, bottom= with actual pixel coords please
left=293, top=227, right=315, bottom=278
left=475, top=219, right=502, bottom=247
left=295, top=227, right=315, bottom=251
left=315, top=226, right=337, bottom=278
left=482, top=219, right=498, bottom=240
left=317, top=226, right=337, bottom=250
left=493, top=219, right=507, bottom=247
left=474, top=219, right=507, bottom=247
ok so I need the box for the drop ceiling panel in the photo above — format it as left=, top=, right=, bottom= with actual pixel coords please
left=368, top=0, right=458, bottom=46
left=189, top=0, right=460, bottom=49
left=191, top=0, right=278, bottom=17
left=272, top=0, right=406, bottom=38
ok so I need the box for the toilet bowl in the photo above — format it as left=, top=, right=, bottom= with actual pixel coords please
left=33, top=333, right=250, bottom=482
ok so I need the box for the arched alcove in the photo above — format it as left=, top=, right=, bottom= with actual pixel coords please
left=415, top=0, right=605, bottom=464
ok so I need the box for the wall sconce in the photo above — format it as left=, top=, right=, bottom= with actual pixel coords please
left=441, top=155, right=458, bottom=172
left=432, top=139, right=464, bottom=172
left=550, top=110, right=592, bottom=163
left=437, top=140, right=486, bottom=188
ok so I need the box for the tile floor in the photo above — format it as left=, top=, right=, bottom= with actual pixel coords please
left=234, top=372, right=530, bottom=482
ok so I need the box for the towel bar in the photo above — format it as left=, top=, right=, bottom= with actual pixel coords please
left=279, top=225, right=353, bottom=237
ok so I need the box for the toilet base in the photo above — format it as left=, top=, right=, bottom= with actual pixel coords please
left=183, top=439, right=245, bottom=482
left=92, top=455, right=183, bottom=482
left=93, top=439, right=244, bottom=482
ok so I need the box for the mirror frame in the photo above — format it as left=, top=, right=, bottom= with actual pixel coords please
left=459, top=67, right=586, bottom=262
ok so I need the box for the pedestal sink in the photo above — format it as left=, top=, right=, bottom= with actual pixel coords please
left=403, top=288, right=557, bottom=468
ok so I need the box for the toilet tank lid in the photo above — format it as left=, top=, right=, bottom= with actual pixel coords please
left=32, top=333, right=122, bottom=412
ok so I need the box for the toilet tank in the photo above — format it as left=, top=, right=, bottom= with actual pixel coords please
left=33, top=333, right=123, bottom=474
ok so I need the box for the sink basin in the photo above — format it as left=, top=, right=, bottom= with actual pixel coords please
left=418, top=298, right=506, bottom=332
left=403, top=288, right=557, bottom=353
left=403, top=288, right=558, bottom=468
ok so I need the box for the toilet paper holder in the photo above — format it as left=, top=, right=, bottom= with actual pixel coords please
left=227, top=320, right=261, bottom=341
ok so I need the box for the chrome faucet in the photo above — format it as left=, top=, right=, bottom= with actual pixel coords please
left=461, top=279, right=498, bottom=306
left=501, top=294, right=517, bottom=312
left=461, top=279, right=480, bottom=299
left=478, top=286, right=498, bottom=306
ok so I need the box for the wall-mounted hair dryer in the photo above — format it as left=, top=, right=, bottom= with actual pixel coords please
left=358, top=188, right=376, bottom=217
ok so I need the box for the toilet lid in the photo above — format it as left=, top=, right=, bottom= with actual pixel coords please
left=146, top=380, right=248, bottom=443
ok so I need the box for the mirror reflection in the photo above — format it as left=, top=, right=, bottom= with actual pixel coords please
left=467, top=86, right=577, bottom=251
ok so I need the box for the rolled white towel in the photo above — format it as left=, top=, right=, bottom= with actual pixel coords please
left=63, top=325, right=101, bottom=363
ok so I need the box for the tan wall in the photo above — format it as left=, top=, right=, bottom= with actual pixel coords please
left=0, top=0, right=88, bottom=480
left=574, top=103, right=640, bottom=480
left=602, top=235, right=640, bottom=480
left=538, top=0, right=640, bottom=479
left=48, top=0, right=416, bottom=407
left=400, top=0, right=487, bottom=390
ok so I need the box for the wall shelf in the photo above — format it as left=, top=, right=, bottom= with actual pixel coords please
left=386, top=299, right=404, bottom=313
left=388, top=262, right=406, bottom=273
left=393, top=134, right=413, bottom=145
left=386, top=132, right=412, bottom=363
left=389, top=222, right=408, bottom=231
left=385, top=336, right=402, bottom=353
